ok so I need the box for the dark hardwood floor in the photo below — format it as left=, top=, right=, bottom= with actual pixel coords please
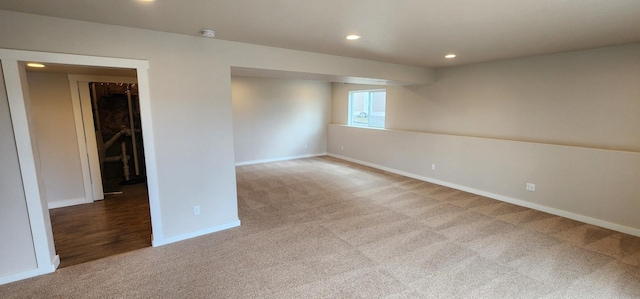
left=49, top=183, right=151, bottom=268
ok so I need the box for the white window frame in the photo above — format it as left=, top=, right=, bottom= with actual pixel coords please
left=348, top=89, right=386, bottom=129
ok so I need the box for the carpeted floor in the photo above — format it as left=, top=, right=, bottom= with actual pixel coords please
left=2, top=156, right=639, bottom=298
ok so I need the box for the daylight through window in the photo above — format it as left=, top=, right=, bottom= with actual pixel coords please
left=348, top=90, right=386, bottom=128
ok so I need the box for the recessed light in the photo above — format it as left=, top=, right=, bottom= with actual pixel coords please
left=27, top=63, right=45, bottom=68
left=445, top=54, right=456, bottom=59
left=346, top=35, right=361, bottom=40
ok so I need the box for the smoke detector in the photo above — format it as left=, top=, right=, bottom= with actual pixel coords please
left=200, top=29, right=215, bottom=38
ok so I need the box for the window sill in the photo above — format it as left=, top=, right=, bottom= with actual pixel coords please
left=341, top=124, right=387, bottom=131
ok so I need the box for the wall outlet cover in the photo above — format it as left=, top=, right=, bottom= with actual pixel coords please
left=526, top=183, right=536, bottom=192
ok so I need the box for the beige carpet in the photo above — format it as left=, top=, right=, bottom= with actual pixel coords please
left=2, top=156, right=639, bottom=298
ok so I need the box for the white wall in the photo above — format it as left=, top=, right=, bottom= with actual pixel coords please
left=5, top=7, right=634, bottom=283
left=333, top=43, right=640, bottom=152
left=0, top=9, right=433, bottom=283
left=232, top=76, right=331, bottom=164
left=329, top=43, right=640, bottom=235
left=0, top=65, right=38, bottom=277
left=329, top=126, right=640, bottom=235
left=27, top=72, right=86, bottom=208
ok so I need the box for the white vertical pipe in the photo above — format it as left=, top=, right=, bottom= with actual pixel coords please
left=121, top=141, right=130, bottom=181
left=91, top=83, right=105, bottom=164
left=126, top=87, right=140, bottom=176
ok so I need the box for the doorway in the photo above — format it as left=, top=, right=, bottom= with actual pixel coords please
left=70, top=79, right=153, bottom=267
left=24, top=66, right=152, bottom=267
left=0, top=49, right=163, bottom=281
left=91, top=82, right=147, bottom=193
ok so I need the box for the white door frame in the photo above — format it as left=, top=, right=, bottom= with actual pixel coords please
left=0, top=49, right=163, bottom=282
left=68, top=75, right=138, bottom=203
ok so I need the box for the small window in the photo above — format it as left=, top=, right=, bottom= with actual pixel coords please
left=348, top=90, right=386, bottom=128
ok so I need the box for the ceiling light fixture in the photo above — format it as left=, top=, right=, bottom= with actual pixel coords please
left=201, top=29, right=216, bottom=38
left=346, top=35, right=361, bottom=40
left=27, top=63, right=45, bottom=68
left=445, top=54, right=456, bottom=59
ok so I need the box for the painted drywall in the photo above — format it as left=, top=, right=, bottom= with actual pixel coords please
left=333, top=43, right=640, bottom=152
left=329, top=43, right=640, bottom=234
left=0, top=10, right=435, bottom=283
left=224, top=46, right=435, bottom=86
left=0, top=65, right=38, bottom=277
left=232, top=76, right=331, bottom=164
left=328, top=125, right=640, bottom=234
left=27, top=72, right=86, bottom=208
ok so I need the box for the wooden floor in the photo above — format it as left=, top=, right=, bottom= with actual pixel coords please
left=49, top=183, right=152, bottom=268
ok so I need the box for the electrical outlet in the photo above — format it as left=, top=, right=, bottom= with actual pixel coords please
left=341, top=145, right=344, bottom=150
left=525, top=183, right=536, bottom=192
left=304, top=144, right=308, bottom=149
left=193, top=205, right=200, bottom=215
left=431, top=164, right=436, bottom=171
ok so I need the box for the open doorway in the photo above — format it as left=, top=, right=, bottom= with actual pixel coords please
left=24, top=64, right=152, bottom=268
left=56, top=79, right=151, bottom=267
left=1, top=49, right=163, bottom=281
left=90, top=82, right=147, bottom=193
left=19, top=63, right=151, bottom=267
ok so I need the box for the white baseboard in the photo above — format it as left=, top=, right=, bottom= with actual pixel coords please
left=0, top=268, right=43, bottom=285
left=48, top=197, right=90, bottom=209
left=51, top=255, right=60, bottom=272
left=328, top=153, right=640, bottom=237
left=235, top=153, right=327, bottom=166
left=0, top=255, right=58, bottom=286
left=151, top=220, right=241, bottom=247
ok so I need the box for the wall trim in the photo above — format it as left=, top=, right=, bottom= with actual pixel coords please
left=67, top=78, right=95, bottom=204
left=235, top=153, right=327, bottom=166
left=0, top=254, right=58, bottom=285
left=0, top=48, right=162, bottom=284
left=51, top=255, right=60, bottom=271
left=328, top=153, right=640, bottom=238
left=151, top=220, right=241, bottom=247
left=0, top=268, right=43, bottom=286
left=47, top=197, right=90, bottom=209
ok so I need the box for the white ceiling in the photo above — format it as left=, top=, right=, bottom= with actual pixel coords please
left=2, top=0, right=640, bottom=68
